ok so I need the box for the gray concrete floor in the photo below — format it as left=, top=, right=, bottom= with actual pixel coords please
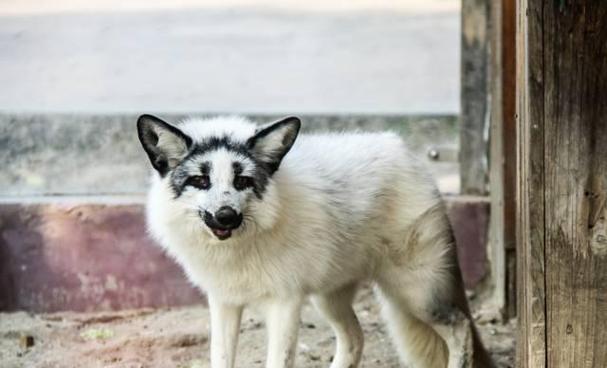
left=0, top=1, right=460, bottom=114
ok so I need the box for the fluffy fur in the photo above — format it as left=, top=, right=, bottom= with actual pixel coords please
left=137, top=115, right=493, bottom=368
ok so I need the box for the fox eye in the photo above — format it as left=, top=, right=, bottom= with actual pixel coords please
left=233, top=176, right=254, bottom=191
left=185, top=175, right=211, bottom=190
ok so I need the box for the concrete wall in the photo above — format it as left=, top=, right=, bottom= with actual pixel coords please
left=1, top=113, right=459, bottom=196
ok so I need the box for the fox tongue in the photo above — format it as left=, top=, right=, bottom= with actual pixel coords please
left=212, top=228, right=231, bottom=238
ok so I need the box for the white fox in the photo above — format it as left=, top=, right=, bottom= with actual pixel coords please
left=137, top=115, right=493, bottom=368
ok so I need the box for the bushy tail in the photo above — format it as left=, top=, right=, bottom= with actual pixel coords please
left=381, top=300, right=448, bottom=368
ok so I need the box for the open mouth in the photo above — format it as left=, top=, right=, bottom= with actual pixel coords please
left=200, top=209, right=242, bottom=241
left=210, top=227, right=232, bottom=240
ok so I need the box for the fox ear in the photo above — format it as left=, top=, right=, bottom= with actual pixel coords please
left=247, top=116, right=301, bottom=173
left=137, top=114, right=192, bottom=176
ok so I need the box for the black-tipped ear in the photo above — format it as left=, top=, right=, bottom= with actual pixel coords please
left=137, top=114, right=192, bottom=176
left=247, top=116, right=301, bottom=173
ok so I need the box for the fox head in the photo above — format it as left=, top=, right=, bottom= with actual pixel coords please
left=137, top=115, right=300, bottom=241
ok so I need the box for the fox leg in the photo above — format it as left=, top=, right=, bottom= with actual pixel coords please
left=264, top=296, right=303, bottom=368
left=208, top=296, right=244, bottom=368
left=311, top=283, right=364, bottom=368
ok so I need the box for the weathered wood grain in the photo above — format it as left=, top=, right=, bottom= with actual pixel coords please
left=516, top=0, right=547, bottom=366
left=517, top=0, right=607, bottom=366
left=489, top=0, right=517, bottom=318
left=543, top=1, right=607, bottom=366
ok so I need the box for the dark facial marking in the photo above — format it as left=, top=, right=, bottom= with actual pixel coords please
left=190, top=136, right=252, bottom=158
left=184, top=175, right=211, bottom=190
left=167, top=131, right=287, bottom=199
left=187, top=136, right=274, bottom=196
left=232, top=161, right=243, bottom=175
left=234, top=176, right=254, bottom=191
left=187, top=136, right=274, bottom=198
left=200, top=162, right=210, bottom=175
left=170, top=160, right=213, bottom=198
left=232, top=161, right=254, bottom=191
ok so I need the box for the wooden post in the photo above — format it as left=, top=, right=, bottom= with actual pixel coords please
left=460, top=0, right=490, bottom=195
left=517, top=0, right=607, bottom=367
left=488, top=0, right=517, bottom=318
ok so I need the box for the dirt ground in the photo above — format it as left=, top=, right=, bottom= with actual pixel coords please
left=0, top=287, right=514, bottom=368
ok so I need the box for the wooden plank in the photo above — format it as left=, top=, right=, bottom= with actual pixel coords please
left=488, top=0, right=506, bottom=312
left=517, top=0, right=607, bottom=366
left=501, top=0, right=518, bottom=320
left=516, top=0, right=546, bottom=365
left=500, top=0, right=516, bottom=253
left=488, top=0, right=517, bottom=318
left=460, top=0, right=489, bottom=195
left=542, top=1, right=607, bottom=366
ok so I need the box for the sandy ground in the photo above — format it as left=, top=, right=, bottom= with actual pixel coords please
left=0, top=287, right=514, bottom=368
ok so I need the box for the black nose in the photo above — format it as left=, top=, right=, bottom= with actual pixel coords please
left=214, top=206, right=241, bottom=227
